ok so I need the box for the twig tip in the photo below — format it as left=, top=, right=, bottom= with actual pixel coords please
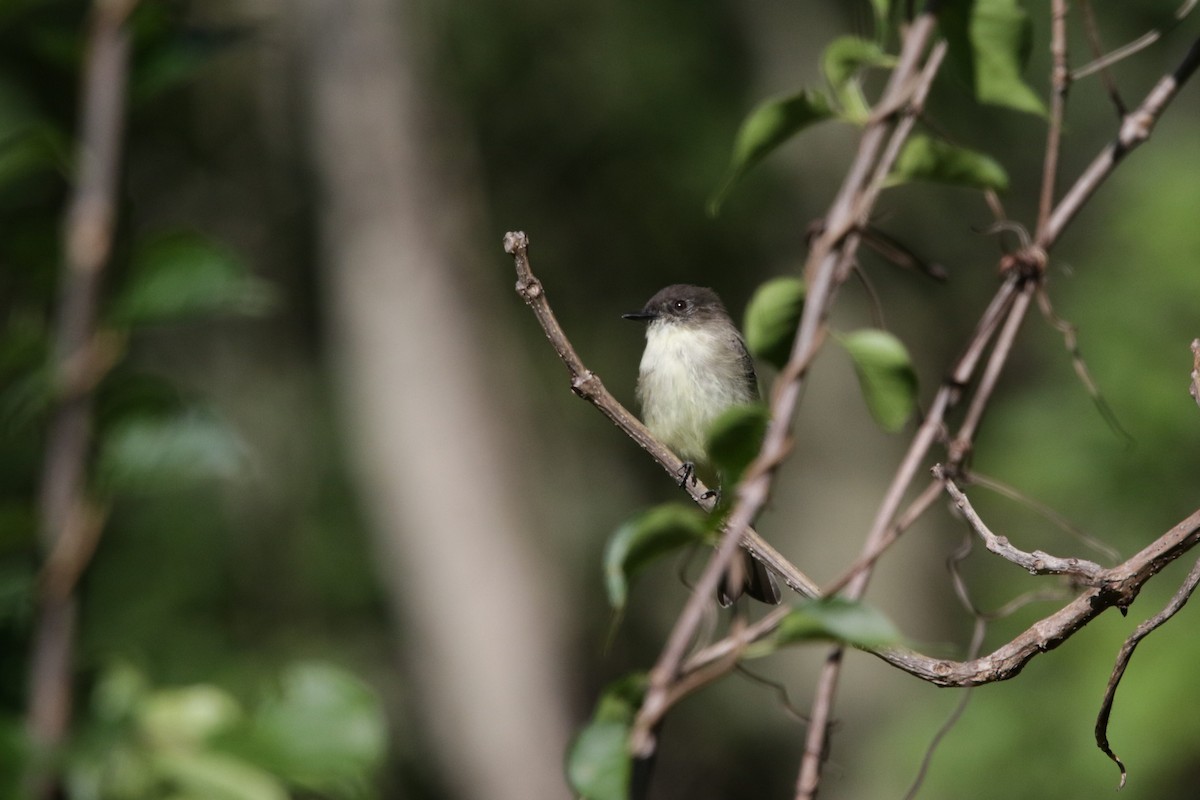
left=503, top=230, right=528, bottom=255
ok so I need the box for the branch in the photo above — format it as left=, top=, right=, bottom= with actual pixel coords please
left=1075, top=0, right=1128, bottom=114
left=967, top=471, right=1121, bottom=564
left=678, top=505, right=1200, bottom=690
left=935, top=466, right=1106, bottom=584
left=503, top=232, right=820, bottom=602
left=877, top=506, right=1200, bottom=686
left=1071, top=0, right=1198, bottom=82
left=1095, top=554, right=1200, bottom=788
left=796, top=35, right=1200, bottom=797
left=1037, top=0, right=1070, bottom=234
left=948, top=280, right=1036, bottom=463
left=27, top=1, right=135, bottom=796
left=1042, top=36, right=1200, bottom=248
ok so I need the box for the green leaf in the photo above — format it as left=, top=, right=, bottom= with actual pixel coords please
left=839, top=329, right=918, bottom=432
left=568, top=721, right=630, bottom=800
left=235, top=662, right=387, bottom=792
left=744, top=276, right=806, bottom=370
left=96, top=410, right=246, bottom=493
left=604, top=504, right=709, bottom=610
left=887, top=134, right=1008, bottom=191
left=822, top=37, right=895, bottom=123
left=153, top=751, right=289, bottom=800
left=566, top=675, right=646, bottom=800
left=709, top=89, right=833, bottom=215
left=750, top=598, right=902, bottom=656
left=91, top=662, right=150, bottom=724
left=823, top=36, right=892, bottom=88
left=138, top=685, right=243, bottom=748
left=706, top=403, right=769, bottom=486
left=941, top=0, right=1045, bottom=115
left=592, top=673, right=647, bottom=724
left=110, top=232, right=276, bottom=325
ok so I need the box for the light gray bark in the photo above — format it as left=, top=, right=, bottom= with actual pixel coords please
left=295, top=2, right=572, bottom=797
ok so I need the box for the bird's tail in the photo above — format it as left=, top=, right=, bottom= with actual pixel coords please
left=717, top=550, right=781, bottom=606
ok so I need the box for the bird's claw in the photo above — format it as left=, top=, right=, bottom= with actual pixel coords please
left=676, top=461, right=697, bottom=488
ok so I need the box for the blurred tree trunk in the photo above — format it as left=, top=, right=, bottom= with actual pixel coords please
left=294, top=1, right=573, bottom=797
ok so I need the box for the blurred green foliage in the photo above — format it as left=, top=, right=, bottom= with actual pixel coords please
left=0, top=2, right=387, bottom=798
left=66, top=661, right=384, bottom=800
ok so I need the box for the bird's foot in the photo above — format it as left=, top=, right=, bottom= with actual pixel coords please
left=675, top=461, right=697, bottom=488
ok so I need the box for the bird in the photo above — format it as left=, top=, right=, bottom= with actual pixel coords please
left=624, top=284, right=781, bottom=605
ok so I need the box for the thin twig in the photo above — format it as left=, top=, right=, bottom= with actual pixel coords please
left=1037, top=0, right=1070, bottom=234
left=1035, top=288, right=1133, bottom=443
left=859, top=225, right=948, bottom=281
left=901, top=533, right=991, bottom=800
left=820, top=478, right=943, bottom=597
left=26, top=2, right=135, bottom=796
left=1071, top=0, right=1198, bottom=83
left=1042, top=36, right=1200, bottom=248
left=969, top=471, right=1122, bottom=564
left=1075, top=0, right=1127, bottom=115
left=733, top=665, right=811, bottom=724
left=935, top=465, right=1106, bottom=583
left=951, top=281, right=1037, bottom=456
left=1095, top=554, right=1200, bottom=789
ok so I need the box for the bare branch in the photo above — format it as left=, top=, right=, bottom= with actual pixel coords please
left=1075, top=0, right=1128, bottom=114
left=934, top=465, right=1106, bottom=583
left=1037, top=0, right=1071, bottom=234
left=875, top=506, right=1200, bottom=686
left=1095, top=554, right=1200, bottom=788
left=674, top=503, right=1200, bottom=693
left=949, top=281, right=1037, bottom=459
left=968, top=471, right=1122, bottom=564
left=820, top=478, right=943, bottom=597
left=1042, top=36, right=1200, bottom=248
left=1071, top=0, right=1198, bottom=82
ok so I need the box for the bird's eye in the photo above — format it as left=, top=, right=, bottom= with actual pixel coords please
left=673, top=300, right=688, bottom=311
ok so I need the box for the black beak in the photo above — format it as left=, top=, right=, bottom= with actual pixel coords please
left=622, top=309, right=655, bottom=321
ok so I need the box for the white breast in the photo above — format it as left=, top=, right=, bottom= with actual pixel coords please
left=636, top=321, right=756, bottom=464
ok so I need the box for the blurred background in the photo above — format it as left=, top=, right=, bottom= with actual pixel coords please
left=2, top=0, right=1200, bottom=798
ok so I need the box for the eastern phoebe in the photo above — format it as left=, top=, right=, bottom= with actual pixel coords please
left=624, top=284, right=781, bottom=605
